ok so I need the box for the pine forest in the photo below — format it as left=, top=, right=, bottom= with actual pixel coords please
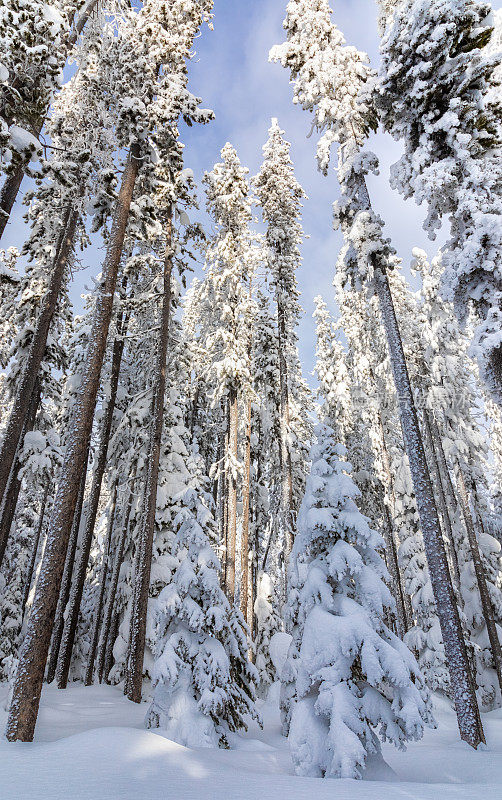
left=0, top=1, right=501, bottom=798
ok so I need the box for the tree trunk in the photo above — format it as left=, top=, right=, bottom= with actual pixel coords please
left=373, top=403, right=410, bottom=634
left=84, top=482, right=118, bottom=686
left=0, top=205, right=78, bottom=508
left=56, top=306, right=129, bottom=689
left=373, top=263, right=485, bottom=748
left=277, top=298, right=293, bottom=557
left=6, top=144, right=140, bottom=742
left=422, top=410, right=462, bottom=591
left=46, top=452, right=89, bottom=684
left=0, top=0, right=100, bottom=242
left=126, top=212, right=173, bottom=704
left=240, top=399, right=252, bottom=621
left=0, top=378, right=41, bottom=569
left=22, top=483, right=50, bottom=615
left=455, top=462, right=502, bottom=694
left=382, top=503, right=408, bottom=638
left=97, top=474, right=136, bottom=684
left=225, top=386, right=238, bottom=602
left=104, top=612, right=120, bottom=685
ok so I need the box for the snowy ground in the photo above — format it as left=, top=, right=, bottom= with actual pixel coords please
left=0, top=683, right=501, bottom=800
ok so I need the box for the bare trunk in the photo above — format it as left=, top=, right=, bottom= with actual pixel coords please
left=225, top=387, right=238, bottom=602
left=126, top=213, right=173, bottom=704
left=382, top=503, right=408, bottom=638
left=84, top=482, right=118, bottom=686
left=6, top=144, right=140, bottom=742
left=56, top=306, right=129, bottom=689
left=277, top=299, right=293, bottom=557
left=22, top=483, right=50, bottom=614
left=104, top=612, right=120, bottom=685
left=373, top=263, right=485, bottom=748
left=97, top=474, right=136, bottom=684
left=0, top=205, right=78, bottom=507
left=0, top=378, right=41, bottom=569
left=373, top=403, right=410, bottom=634
left=455, top=462, right=502, bottom=694
left=46, top=452, right=89, bottom=684
left=240, top=399, right=252, bottom=621
left=422, top=410, right=462, bottom=591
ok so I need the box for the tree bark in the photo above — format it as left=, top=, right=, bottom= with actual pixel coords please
left=225, top=386, right=238, bottom=602
left=455, top=462, right=502, bottom=694
left=6, top=144, right=140, bottom=742
left=422, top=410, right=462, bottom=591
left=46, top=452, right=89, bottom=684
left=277, top=298, right=293, bottom=557
left=84, top=481, right=118, bottom=686
left=126, top=212, right=173, bottom=704
left=0, top=205, right=78, bottom=508
left=22, top=483, right=50, bottom=615
left=373, top=403, right=410, bottom=634
left=373, top=262, right=485, bottom=748
left=56, top=306, right=129, bottom=689
left=0, top=378, right=41, bottom=569
left=97, top=474, right=136, bottom=684
left=240, top=399, right=252, bottom=621
left=382, top=503, right=408, bottom=638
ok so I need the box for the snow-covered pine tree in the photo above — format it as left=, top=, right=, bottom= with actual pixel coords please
left=0, top=7, right=119, bottom=536
left=283, top=422, right=432, bottom=778
left=313, top=295, right=352, bottom=444
left=201, top=143, right=256, bottom=601
left=254, top=117, right=305, bottom=558
left=0, top=0, right=102, bottom=240
left=146, top=452, right=259, bottom=748
left=253, top=571, right=284, bottom=697
left=377, top=0, right=502, bottom=400
left=271, top=0, right=485, bottom=748
left=6, top=0, right=214, bottom=743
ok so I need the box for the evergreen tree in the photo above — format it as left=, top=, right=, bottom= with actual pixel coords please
left=271, top=0, right=485, bottom=747
left=377, top=0, right=502, bottom=399
left=284, top=423, right=432, bottom=779
left=146, top=453, right=259, bottom=748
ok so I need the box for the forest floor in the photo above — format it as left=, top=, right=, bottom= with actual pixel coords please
left=0, top=682, right=501, bottom=799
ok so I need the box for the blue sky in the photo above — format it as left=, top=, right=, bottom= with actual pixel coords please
left=4, top=0, right=501, bottom=387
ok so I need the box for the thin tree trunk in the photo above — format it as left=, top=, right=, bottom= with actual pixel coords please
left=104, top=612, right=120, bottom=685
left=126, top=212, right=173, bottom=704
left=46, top=446, right=89, bottom=684
left=97, top=475, right=136, bottom=684
left=422, top=410, right=462, bottom=591
left=0, top=205, right=78, bottom=508
left=0, top=378, right=41, bottom=569
left=373, top=262, right=485, bottom=748
left=22, top=483, right=50, bottom=615
left=382, top=503, right=408, bottom=638
left=240, top=399, right=252, bottom=621
left=84, top=482, right=118, bottom=686
left=277, top=299, right=293, bottom=557
left=225, top=386, right=238, bottom=602
left=6, top=144, right=140, bottom=742
left=56, top=306, right=129, bottom=689
left=373, top=403, right=410, bottom=634
left=455, top=462, right=502, bottom=694
left=0, top=0, right=100, bottom=242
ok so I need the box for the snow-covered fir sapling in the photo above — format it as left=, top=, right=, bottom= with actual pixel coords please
left=146, top=457, right=259, bottom=748
left=283, top=423, right=433, bottom=779
left=254, top=571, right=284, bottom=697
